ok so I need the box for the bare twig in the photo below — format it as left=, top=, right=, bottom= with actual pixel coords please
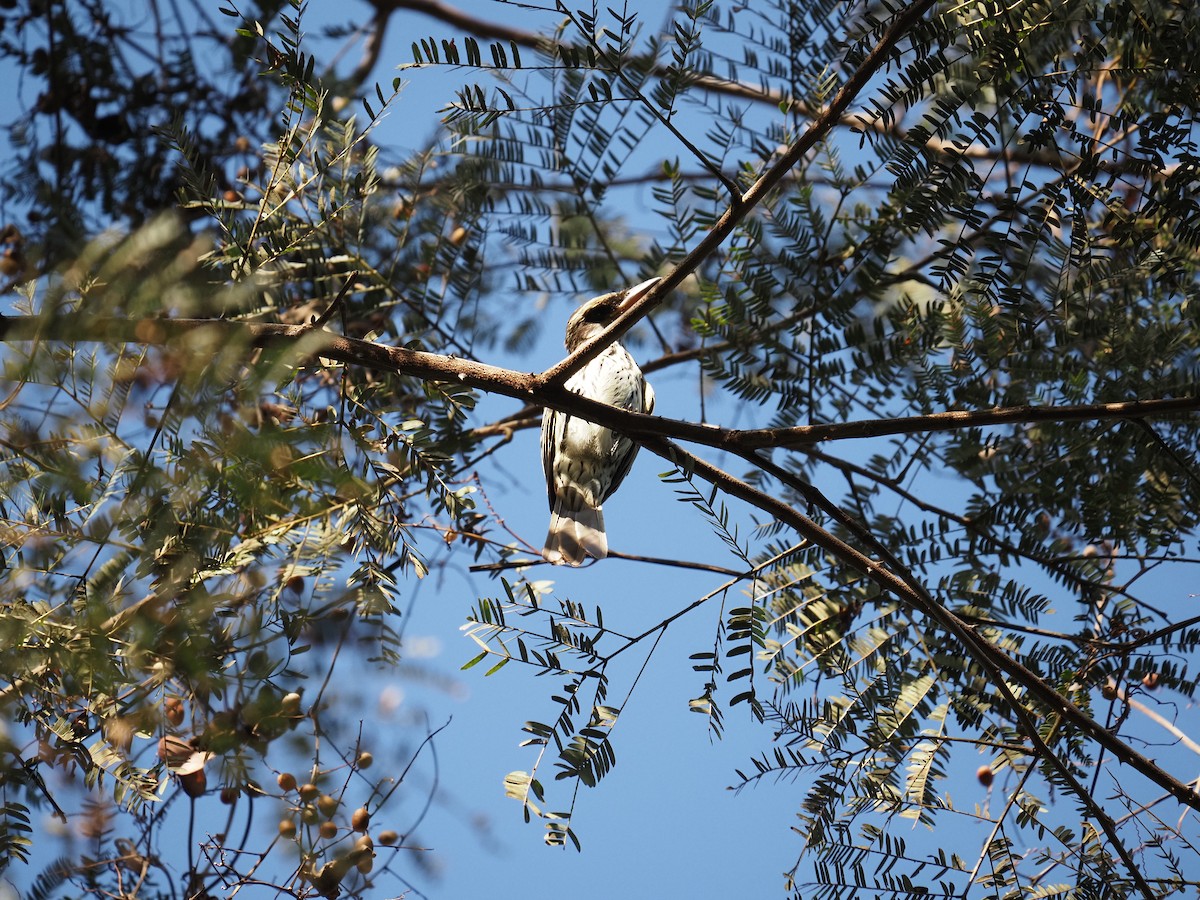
left=310, top=271, right=358, bottom=328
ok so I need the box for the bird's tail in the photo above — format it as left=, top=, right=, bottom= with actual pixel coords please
left=542, top=492, right=607, bottom=566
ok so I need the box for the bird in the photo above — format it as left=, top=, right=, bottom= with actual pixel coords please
left=540, top=278, right=659, bottom=566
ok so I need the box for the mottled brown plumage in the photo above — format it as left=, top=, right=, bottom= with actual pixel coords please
left=540, top=278, right=658, bottom=565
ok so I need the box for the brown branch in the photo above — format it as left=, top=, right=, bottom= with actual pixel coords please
left=344, top=8, right=390, bottom=90
left=1123, top=612, right=1200, bottom=653
left=376, top=0, right=1174, bottom=184
left=739, top=397, right=1200, bottom=449
left=371, top=0, right=539, bottom=48
left=457, top=394, right=1194, bottom=460
left=635, top=435, right=1200, bottom=819
left=2, top=315, right=1195, bottom=457
left=468, top=550, right=743, bottom=577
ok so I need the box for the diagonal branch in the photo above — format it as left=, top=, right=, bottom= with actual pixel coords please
left=733, top=448, right=1159, bottom=895
left=634, top=434, right=1200, bottom=819
left=533, top=0, right=939, bottom=390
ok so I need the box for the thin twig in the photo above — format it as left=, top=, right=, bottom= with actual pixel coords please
left=311, top=270, right=358, bottom=328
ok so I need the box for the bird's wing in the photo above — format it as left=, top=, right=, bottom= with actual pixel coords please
left=601, top=437, right=637, bottom=504
left=600, top=375, right=651, bottom=503
left=541, top=406, right=565, bottom=511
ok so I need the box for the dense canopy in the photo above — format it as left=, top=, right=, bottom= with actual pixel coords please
left=1, top=0, right=1199, bottom=897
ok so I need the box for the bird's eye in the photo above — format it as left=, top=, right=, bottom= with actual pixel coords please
left=582, top=302, right=614, bottom=324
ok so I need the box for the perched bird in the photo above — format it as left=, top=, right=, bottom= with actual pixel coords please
left=541, top=278, right=659, bottom=566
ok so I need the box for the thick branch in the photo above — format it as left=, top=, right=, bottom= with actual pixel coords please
left=2, top=315, right=1195, bottom=454
left=742, top=397, right=1200, bottom=448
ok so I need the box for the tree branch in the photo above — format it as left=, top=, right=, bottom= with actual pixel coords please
left=746, top=397, right=1200, bottom=448
left=631, top=434, right=1200, bottom=817
left=533, top=0, right=940, bottom=389
left=377, top=0, right=1177, bottom=184
left=2, top=315, right=1195, bottom=455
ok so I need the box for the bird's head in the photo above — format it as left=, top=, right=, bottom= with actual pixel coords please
left=563, top=277, right=661, bottom=351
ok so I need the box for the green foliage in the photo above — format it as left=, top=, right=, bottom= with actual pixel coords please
left=442, top=0, right=1200, bottom=894
left=2, top=0, right=1200, bottom=896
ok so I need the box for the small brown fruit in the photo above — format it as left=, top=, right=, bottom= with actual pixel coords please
left=351, top=807, right=370, bottom=832
left=164, top=697, right=185, bottom=727
left=0, top=250, right=22, bottom=278
left=356, top=751, right=374, bottom=770
left=277, top=772, right=297, bottom=792
left=179, top=769, right=207, bottom=798
left=278, top=818, right=297, bottom=839
left=318, top=820, right=338, bottom=840
left=378, top=829, right=399, bottom=846
left=158, top=734, right=190, bottom=764
left=298, top=782, right=319, bottom=802
left=976, top=765, right=994, bottom=787
left=317, top=794, right=339, bottom=818
left=220, top=787, right=240, bottom=805
left=1101, top=683, right=1117, bottom=700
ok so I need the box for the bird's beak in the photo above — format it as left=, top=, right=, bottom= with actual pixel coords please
left=619, top=277, right=662, bottom=312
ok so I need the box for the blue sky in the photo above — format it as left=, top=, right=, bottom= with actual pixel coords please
left=3, top=2, right=1200, bottom=898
